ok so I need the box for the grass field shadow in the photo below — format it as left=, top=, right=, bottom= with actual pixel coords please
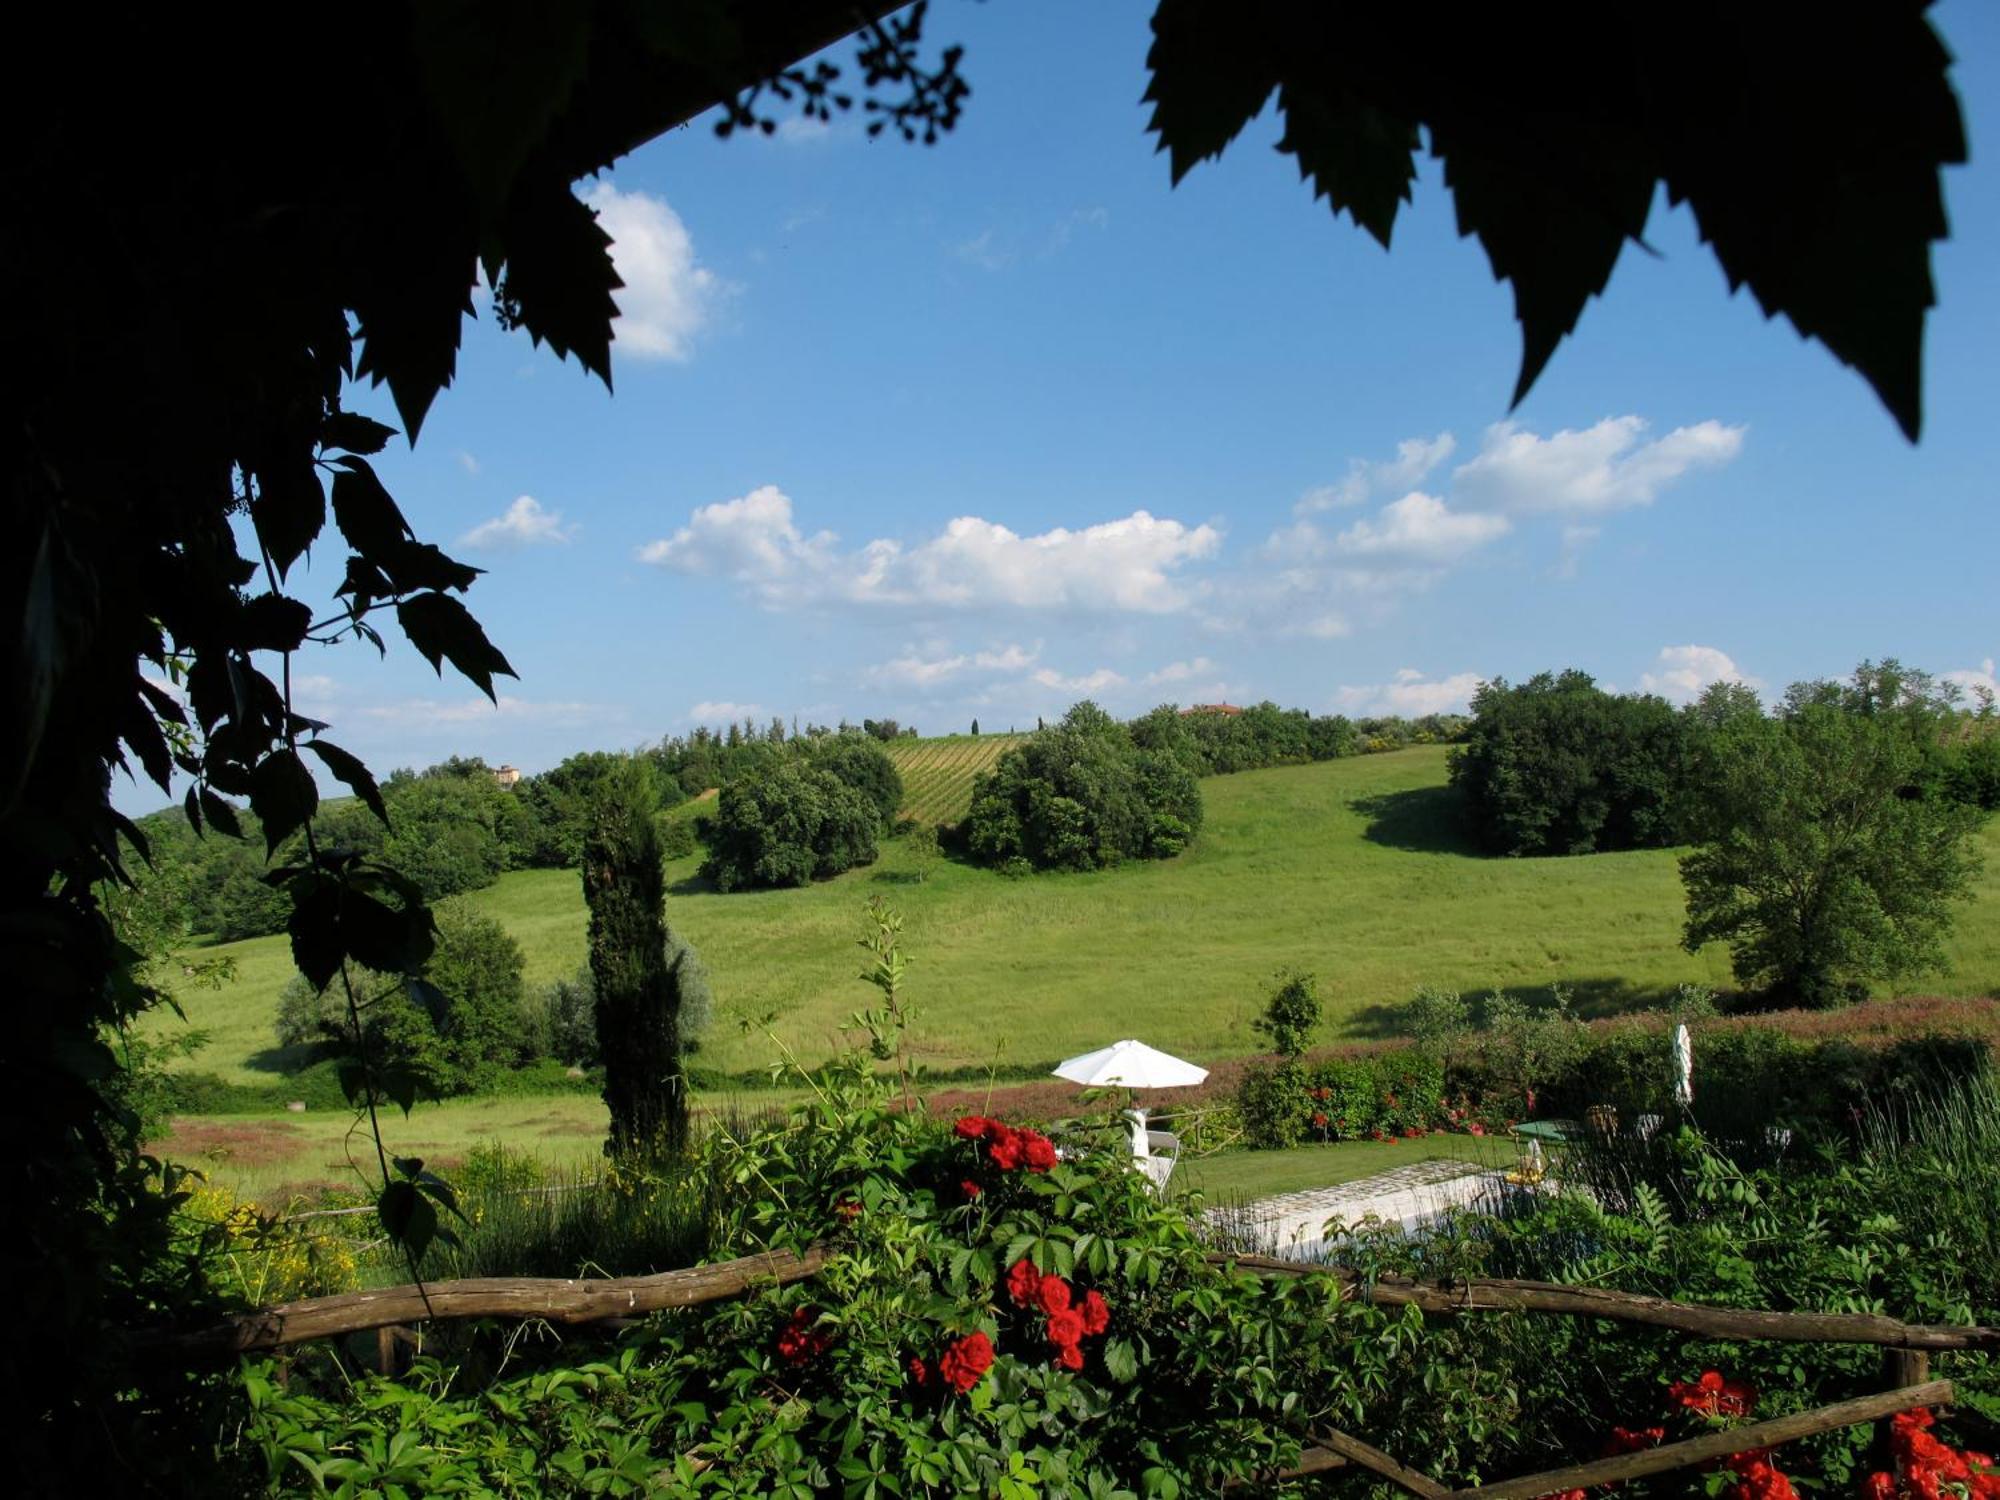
left=1349, top=786, right=1478, bottom=855
left=243, top=1041, right=326, bottom=1075
left=1343, top=975, right=1683, bottom=1037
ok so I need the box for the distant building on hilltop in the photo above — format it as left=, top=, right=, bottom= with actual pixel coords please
left=493, top=764, right=522, bottom=788
left=1180, top=703, right=1242, bottom=717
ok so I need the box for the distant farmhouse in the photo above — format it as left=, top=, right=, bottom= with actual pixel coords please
left=492, top=764, right=522, bottom=788
left=1180, top=703, right=1242, bottom=717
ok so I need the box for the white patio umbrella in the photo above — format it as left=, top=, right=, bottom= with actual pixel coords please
left=1053, top=1040, right=1209, bottom=1158
left=1671, top=1023, right=1694, bottom=1108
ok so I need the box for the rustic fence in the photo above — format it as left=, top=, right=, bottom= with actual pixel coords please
left=153, top=1245, right=1990, bottom=1495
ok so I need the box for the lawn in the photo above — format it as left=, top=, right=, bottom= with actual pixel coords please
left=147, top=746, right=2000, bottom=1087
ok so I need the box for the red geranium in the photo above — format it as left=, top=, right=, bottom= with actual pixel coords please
left=1053, top=1341, right=1085, bottom=1372
left=1603, top=1426, right=1665, bottom=1456
left=1312, top=1112, right=1329, bottom=1129
left=959, top=1179, right=983, bottom=1201
left=1080, top=1289, right=1111, bottom=1336
left=938, top=1331, right=994, bottom=1394
left=954, top=1115, right=989, bottom=1140
left=907, top=1356, right=929, bottom=1386
left=1005, top=1258, right=1042, bottom=1308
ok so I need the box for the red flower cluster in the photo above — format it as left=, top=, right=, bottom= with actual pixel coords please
left=937, top=1331, right=995, bottom=1394
left=775, top=1307, right=832, bottom=1367
left=1669, top=1370, right=1756, bottom=1418
left=1005, top=1259, right=1111, bottom=1371
left=959, top=1179, right=983, bottom=1201
left=955, top=1115, right=1057, bottom=1173
left=1869, top=1407, right=2000, bottom=1500
left=1721, top=1452, right=1796, bottom=1500
left=1603, top=1426, right=1665, bottom=1456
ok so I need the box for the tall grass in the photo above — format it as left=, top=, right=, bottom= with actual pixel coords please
left=1860, top=1071, right=2000, bottom=1295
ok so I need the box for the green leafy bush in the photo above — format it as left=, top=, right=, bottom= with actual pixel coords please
left=964, top=701, right=1203, bottom=871
left=700, top=760, right=881, bottom=891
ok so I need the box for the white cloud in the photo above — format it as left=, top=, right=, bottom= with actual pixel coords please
left=775, top=115, right=833, bottom=145
left=458, top=495, right=575, bottom=550
left=1944, top=657, right=1999, bottom=703
left=1031, top=667, right=1127, bottom=695
left=1637, top=645, right=1759, bottom=704
left=639, top=486, right=1222, bottom=615
left=690, top=700, right=764, bottom=723
left=866, top=643, right=1039, bottom=690
left=1297, top=432, right=1456, bottom=514
left=1332, top=491, right=1510, bottom=563
left=456, top=450, right=480, bottom=476
left=1552, top=524, right=1601, bottom=580
left=1452, top=416, right=1745, bottom=514
left=579, top=181, right=721, bottom=361
left=1333, top=670, right=1485, bottom=718
left=357, top=695, right=606, bottom=727
left=954, top=229, right=1014, bottom=272
left=1146, top=657, right=1219, bottom=686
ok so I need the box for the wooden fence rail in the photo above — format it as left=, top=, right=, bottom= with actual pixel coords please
left=1213, top=1253, right=2000, bottom=1352
left=149, top=1241, right=1983, bottom=1496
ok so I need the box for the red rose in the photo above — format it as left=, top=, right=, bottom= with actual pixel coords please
left=1053, top=1341, right=1085, bottom=1372
left=1312, top=1112, right=1328, bottom=1128
left=939, top=1331, right=994, bottom=1393
left=987, top=1125, right=1024, bottom=1171
left=908, top=1356, right=930, bottom=1386
left=1021, top=1130, right=1058, bottom=1173
left=1005, top=1258, right=1042, bottom=1308
left=776, top=1307, right=830, bottom=1366
left=1036, top=1274, right=1071, bottom=1316
left=1080, top=1289, right=1110, bottom=1336
left=954, top=1115, right=989, bottom=1140
left=1046, top=1308, right=1086, bottom=1348
left=1863, top=1475, right=1896, bottom=1500
left=959, top=1179, right=982, bottom=1200
left=1468, top=1122, right=1486, bottom=1137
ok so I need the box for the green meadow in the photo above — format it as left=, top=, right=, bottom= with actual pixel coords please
left=149, top=745, right=2000, bottom=1091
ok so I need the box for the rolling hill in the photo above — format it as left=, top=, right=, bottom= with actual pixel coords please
left=885, top=732, right=1029, bottom=825
left=146, top=746, right=2000, bottom=1088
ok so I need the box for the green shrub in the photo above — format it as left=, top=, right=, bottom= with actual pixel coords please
left=700, top=759, right=881, bottom=891
left=1251, top=968, right=1321, bottom=1059
left=1238, top=1060, right=1310, bottom=1148
left=656, top=814, right=697, bottom=860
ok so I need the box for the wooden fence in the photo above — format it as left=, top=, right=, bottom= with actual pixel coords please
left=153, top=1245, right=1989, bottom=1496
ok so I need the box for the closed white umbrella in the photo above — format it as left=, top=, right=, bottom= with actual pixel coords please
left=1671, top=1023, right=1694, bottom=1108
left=1054, top=1039, right=1209, bottom=1165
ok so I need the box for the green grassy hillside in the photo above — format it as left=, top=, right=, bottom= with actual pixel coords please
left=885, top=732, right=1028, bottom=825
left=149, top=746, right=2000, bottom=1087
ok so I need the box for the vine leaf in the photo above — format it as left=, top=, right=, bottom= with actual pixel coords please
left=251, top=460, right=326, bottom=580
left=494, top=175, right=621, bottom=389
left=198, top=787, right=243, bottom=840
left=304, top=740, right=388, bottom=825
left=248, top=748, right=318, bottom=856
left=1143, top=0, right=1281, bottom=184
left=321, top=411, right=398, bottom=457
left=397, top=591, right=517, bottom=702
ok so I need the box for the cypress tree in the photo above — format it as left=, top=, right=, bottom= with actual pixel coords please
left=581, top=765, right=689, bottom=1159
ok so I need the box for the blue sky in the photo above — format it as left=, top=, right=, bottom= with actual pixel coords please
left=130, top=1, right=2000, bottom=808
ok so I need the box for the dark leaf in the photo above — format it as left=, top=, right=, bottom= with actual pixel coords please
left=1431, top=123, right=1654, bottom=407
left=119, top=689, right=175, bottom=792
left=251, top=460, right=326, bottom=581
left=376, top=1065, right=425, bottom=1117
left=1144, top=0, right=1282, bottom=184
left=409, top=978, right=450, bottom=1027
left=380, top=538, right=481, bottom=595
left=288, top=874, right=343, bottom=993
left=329, top=458, right=413, bottom=560
left=337, top=1060, right=370, bottom=1107
left=183, top=785, right=203, bottom=835
left=304, top=740, right=388, bottom=824
left=377, top=1179, right=438, bottom=1263
left=136, top=673, right=188, bottom=727
left=397, top=591, right=516, bottom=701
left=350, top=189, right=477, bottom=441
left=321, top=410, right=398, bottom=456
left=9, top=526, right=60, bottom=802
left=1273, top=79, right=1417, bottom=250
left=411, top=0, right=593, bottom=217
left=342, top=889, right=433, bottom=974
left=238, top=593, right=314, bottom=653
left=495, top=173, right=620, bottom=389
left=249, top=748, right=318, bottom=856
left=198, top=787, right=244, bottom=840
